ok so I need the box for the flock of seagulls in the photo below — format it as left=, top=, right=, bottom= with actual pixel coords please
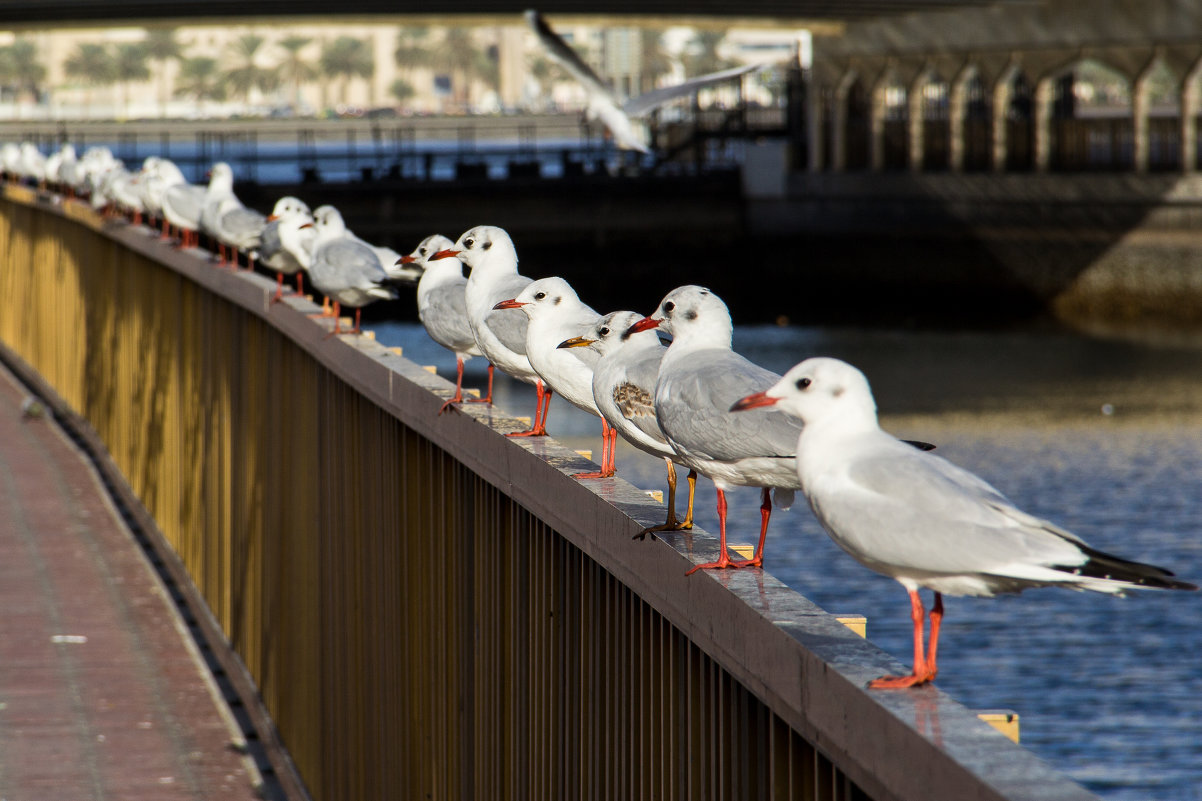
left=7, top=141, right=1195, bottom=690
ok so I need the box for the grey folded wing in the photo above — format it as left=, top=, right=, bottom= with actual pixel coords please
left=658, top=351, right=801, bottom=462
left=220, top=206, right=267, bottom=248
left=422, top=284, right=478, bottom=354
left=163, top=183, right=204, bottom=227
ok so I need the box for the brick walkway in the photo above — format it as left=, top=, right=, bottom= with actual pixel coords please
left=0, top=363, right=263, bottom=800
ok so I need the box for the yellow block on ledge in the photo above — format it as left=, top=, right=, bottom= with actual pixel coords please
left=834, top=615, right=867, bottom=638
left=977, top=711, right=1020, bottom=744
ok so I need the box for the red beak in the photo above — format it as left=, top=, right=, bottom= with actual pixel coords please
left=625, top=317, right=661, bottom=335
left=431, top=249, right=460, bottom=261
left=266, top=213, right=279, bottom=222
left=729, top=391, right=779, bottom=412
left=398, top=254, right=418, bottom=264
left=492, top=298, right=527, bottom=310
left=299, top=222, right=314, bottom=229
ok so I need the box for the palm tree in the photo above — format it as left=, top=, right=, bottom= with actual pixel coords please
left=394, top=27, right=429, bottom=73
left=389, top=78, right=414, bottom=105
left=320, top=36, right=374, bottom=108
left=144, top=28, right=183, bottom=117
left=222, top=33, right=278, bottom=105
left=639, top=29, right=672, bottom=93
left=430, top=28, right=494, bottom=109
left=275, top=35, right=316, bottom=112
left=175, top=56, right=226, bottom=115
left=63, top=42, right=116, bottom=119
left=113, top=42, right=150, bottom=117
left=1, top=39, right=47, bottom=108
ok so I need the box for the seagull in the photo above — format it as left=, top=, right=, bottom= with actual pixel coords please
left=305, top=205, right=397, bottom=337
left=161, top=170, right=206, bottom=249
left=526, top=10, right=767, bottom=154
left=494, top=277, right=615, bottom=478
left=255, top=196, right=313, bottom=302
left=559, top=310, right=698, bottom=532
left=626, top=285, right=803, bottom=573
left=435, top=225, right=549, bottom=436
left=733, top=356, right=1198, bottom=688
left=310, top=205, right=420, bottom=286
left=200, top=162, right=263, bottom=267
left=407, top=234, right=484, bottom=411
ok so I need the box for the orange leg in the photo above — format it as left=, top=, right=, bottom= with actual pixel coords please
left=869, top=590, right=940, bottom=689
left=295, top=272, right=305, bottom=297
left=439, top=356, right=468, bottom=414
left=465, top=363, right=494, bottom=405
left=727, top=488, right=772, bottom=568
left=572, top=418, right=616, bottom=479
left=323, top=301, right=343, bottom=338
left=271, top=272, right=286, bottom=303
left=686, top=489, right=740, bottom=574
left=638, top=465, right=698, bottom=540
left=508, top=381, right=551, bottom=437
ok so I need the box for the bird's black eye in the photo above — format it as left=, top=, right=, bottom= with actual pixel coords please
left=464, top=238, right=475, bottom=249
left=795, top=377, right=812, bottom=390
left=598, top=326, right=610, bottom=337
left=663, top=301, right=675, bottom=314
left=419, top=248, right=426, bottom=256
left=534, top=291, right=546, bottom=300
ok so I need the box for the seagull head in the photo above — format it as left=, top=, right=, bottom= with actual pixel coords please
left=506, top=276, right=582, bottom=319
left=270, top=195, right=311, bottom=220
left=450, top=225, right=516, bottom=271
left=735, top=358, right=877, bottom=428
left=558, top=310, right=649, bottom=355
left=408, top=233, right=456, bottom=268
left=629, top=285, right=730, bottom=347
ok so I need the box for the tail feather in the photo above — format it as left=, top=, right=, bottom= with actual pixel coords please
left=1054, top=544, right=1197, bottom=591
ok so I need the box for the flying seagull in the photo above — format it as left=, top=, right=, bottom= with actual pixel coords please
left=525, top=10, right=766, bottom=154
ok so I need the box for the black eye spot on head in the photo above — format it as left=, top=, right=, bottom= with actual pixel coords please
left=534, top=291, right=546, bottom=300
left=684, top=309, right=698, bottom=322
left=483, top=241, right=492, bottom=250
left=663, top=301, right=675, bottom=314
left=795, top=377, right=812, bottom=390
left=553, top=296, right=561, bottom=305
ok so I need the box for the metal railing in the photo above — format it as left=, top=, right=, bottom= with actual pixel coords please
left=0, top=185, right=1098, bottom=801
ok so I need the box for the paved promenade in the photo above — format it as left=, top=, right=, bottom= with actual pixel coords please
left=0, top=363, right=263, bottom=800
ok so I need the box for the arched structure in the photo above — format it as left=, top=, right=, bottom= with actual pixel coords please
left=808, top=0, right=1202, bottom=175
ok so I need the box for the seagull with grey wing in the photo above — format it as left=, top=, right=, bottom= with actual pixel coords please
left=526, top=10, right=768, bottom=154
left=732, top=357, right=1197, bottom=688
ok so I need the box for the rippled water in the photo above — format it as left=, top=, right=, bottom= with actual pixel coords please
left=374, top=320, right=1202, bottom=800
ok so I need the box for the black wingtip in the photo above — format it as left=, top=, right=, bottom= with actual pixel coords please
left=904, top=439, right=937, bottom=452
left=1055, top=544, right=1198, bottom=591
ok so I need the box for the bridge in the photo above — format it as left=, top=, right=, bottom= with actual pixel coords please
left=0, top=179, right=1095, bottom=798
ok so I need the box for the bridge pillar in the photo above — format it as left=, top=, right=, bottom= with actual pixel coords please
left=1132, top=57, right=1159, bottom=173
left=907, top=69, right=928, bottom=171
left=831, top=70, right=858, bottom=172
left=808, top=77, right=826, bottom=172
left=991, top=69, right=1015, bottom=172
left=1183, top=61, right=1202, bottom=172
left=869, top=71, right=890, bottom=171
left=1034, top=75, right=1056, bottom=172
left=949, top=64, right=975, bottom=172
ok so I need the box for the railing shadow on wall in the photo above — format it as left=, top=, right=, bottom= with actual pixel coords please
left=0, top=184, right=1098, bottom=801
